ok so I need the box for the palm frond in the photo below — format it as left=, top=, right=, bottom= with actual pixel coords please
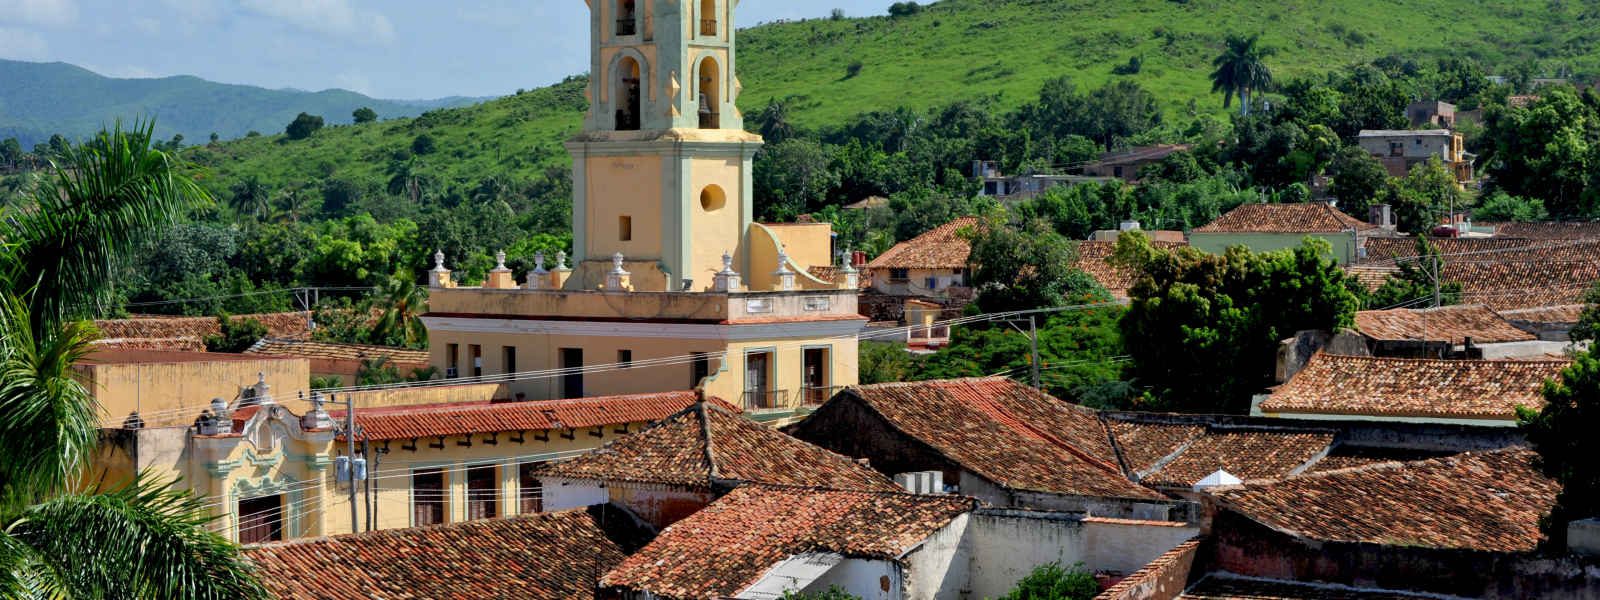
left=0, top=120, right=211, bottom=326
left=0, top=294, right=100, bottom=504
left=8, top=476, right=270, bottom=600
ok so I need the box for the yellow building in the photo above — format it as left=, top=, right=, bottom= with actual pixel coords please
left=93, top=371, right=703, bottom=543
left=423, top=0, right=862, bottom=423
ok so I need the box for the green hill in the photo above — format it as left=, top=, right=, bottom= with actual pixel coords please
left=172, top=0, right=1597, bottom=200
left=0, top=59, right=483, bottom=148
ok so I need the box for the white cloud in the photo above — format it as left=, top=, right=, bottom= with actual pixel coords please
left=0, top=26, right=49, bottom=59
left=239, top=0, right=395, bottom=44
left=0, top=0, right=77, bottom=26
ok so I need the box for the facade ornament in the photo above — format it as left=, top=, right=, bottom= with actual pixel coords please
left=429, top=249, right=453, bottom=289
left=528, top=252, right=550, bottom=290
left=301, top=391, right=334, bottom=431
left=251, top=372, right=274, bottom=406
left=774, top=250, right=796, bottom=292
left=555, top=251, right=570, bottom=271
left=494, top=250, right=509, bottom=271
left=606, top=252, right=632, bottom=291
left=713, top=250, right=742, bottom=292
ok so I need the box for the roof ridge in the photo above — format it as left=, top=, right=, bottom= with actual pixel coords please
left=736, top=481, right=979, bottom=506
left=1244, top=446, right=1530, bottom=486
left=1308, top=351, right=1571, bottom=367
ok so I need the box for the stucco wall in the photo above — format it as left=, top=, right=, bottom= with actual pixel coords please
left=801, top=559, right=900, bottom=600
left=1189, top=232, right=1358, bottom=265
left=543, top=478, right=609, bottom=513
left=81, top=356, right=309, bottom=428
left=901, top=514, right=971, bottom=600
left=962, top=510, right=1200, bottom=599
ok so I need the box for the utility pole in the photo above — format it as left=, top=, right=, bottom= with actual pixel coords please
left=345, top=395, right=358, bottom=534
left=1028, top=316, right=1042, bottom=390
left=1432, top=252, right=1442, bottom=309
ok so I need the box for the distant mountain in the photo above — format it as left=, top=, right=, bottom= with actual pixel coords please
left=0, top=59, right=489, bottom=148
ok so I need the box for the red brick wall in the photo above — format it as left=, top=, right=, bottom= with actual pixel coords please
left=1094, top=538, right=1202, bottom=600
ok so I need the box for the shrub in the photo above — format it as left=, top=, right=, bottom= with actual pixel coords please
left=1112, top=56, right=1143, bottom=75
left=204, top=315, right=267, bottom=353
left=284, top=113, right=325, bottom=140
left=1000, top=562, right=1099, bottom=600
left=845, top=61, right=865, bottom=79
left=888, top=2, right=922, bottom=17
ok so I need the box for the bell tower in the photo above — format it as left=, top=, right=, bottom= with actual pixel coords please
left=567, top=0, right=762, bottom=291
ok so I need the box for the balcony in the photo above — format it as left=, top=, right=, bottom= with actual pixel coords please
left=700, top=19, right=718, bottom=36
left=743, top=389, right=790, bottom=412
left=801, top=385, right=844, bottom=407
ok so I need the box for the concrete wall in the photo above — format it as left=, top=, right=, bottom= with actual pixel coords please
left=1094, top=539, right=1203, bottom=600
left=871, top=268, right=967, bottom=297
left=544, top=478, right=609, bottom=512
left=961, top=510, right=1200, bottom=599
left=901, top=514, right=970, bottom=600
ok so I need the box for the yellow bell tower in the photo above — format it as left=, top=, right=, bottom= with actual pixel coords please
left=566, top=0, right=763, bottom=291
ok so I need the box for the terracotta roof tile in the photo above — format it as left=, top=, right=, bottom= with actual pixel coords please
left=1487, top=221, right=1600, bottom=240
left=866, top=217, right=979, bottom=270
left=1097, top=538, right=1203, bottom=600
left=1498, top=304, right=1584, bottom=324
left=843, top=378, right=1164, bottom=500
left=1354, top=304, right=1535, bottom=344
left=246, top=338, right=429, bottom=365
left=1074, top=241, right=1188, bottom=297
left=1106, top=421, right=1204, bottom=474
left=601, top=485, right=975, bottom=599
left=1181, top=572, right=1440, bottom=599
left=806, top=266, right=872, bottom=289
left=1261, top=353, right=1566, bottom=421
left=90, top=337, right=208, bottom=352
left=245, top=509, right=626, bottom=599
left=1215, top=448, right=1559, bottom=552
left=1194, top=204, right=1376, bottom=234
left=334, top=391, right=711, bottom=441
left=1307, top=446, right=1455, bottom=474
left=541, top=402, right=899, bottom=492
left=1358, top=238, right=1600, bottom=310
left=1140, top=429, right=1334, bottom=488
left=94, top=312, right=314, bottom=341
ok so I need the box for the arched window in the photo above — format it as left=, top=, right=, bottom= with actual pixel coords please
left=699, top=0, right=717, bottom=37
left=697, top=57, right=720, bottom=129
left=615, top=0, right=637, bottom=36
left=615, top=57, right=642, bottom=131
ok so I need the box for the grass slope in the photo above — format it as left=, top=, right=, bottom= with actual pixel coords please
left=0, top=59, right=482, bottom=148
left=173, top=0, right=1600, bottom=197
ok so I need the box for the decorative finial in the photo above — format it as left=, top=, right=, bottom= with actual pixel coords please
left=721, top=251, right=736, bottom=274
left=433, top=250, right=446, bottom=271
left=555, top=250, right=570, bottom=271
left=612, top=252, right=627, bottom=273
left=534, top=252, right=547, bottom=271
left=495, top=250, right=508, bottom=270
left=775, top=250, right=793, bottom=274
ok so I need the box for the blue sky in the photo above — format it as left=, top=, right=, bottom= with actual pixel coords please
left=0, top=0, right=898, bottom=99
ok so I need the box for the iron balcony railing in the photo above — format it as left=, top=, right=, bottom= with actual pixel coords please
left=742, top=389, right=790, bottom=412
left=802, top=386, right=845, bottom=407
left=701, top=19, right=718, bottom=36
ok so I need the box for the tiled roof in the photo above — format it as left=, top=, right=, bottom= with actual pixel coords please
left=245, top=509, right=626, bottom=599
left=1074, top=241, right=1189, bottom=297
left=1306, top=445, right=1454, bottom=474
left=1357, top=238, right=1600, bottom=310
left=842, top=378, right=1164, bottom=500
left=1194, top=204, right=1377, bottom=234
left=246, top=338, right=430, bottom=365
left=94, top=312, right=314, bottom=342
left=90, top=337, right=208, bottom=353
left=1215, top=448, right=1559, bottom=552
left=1096, top=538, right=1203, bottom=600
left=1488, top=221, right=1600, bottom=240
left=866, top=217, right=979, bottom=270
left=806, top=266, right=872, bottom=289
left=1357, top=129, right=1456, bottom=138
left=1499, top=304, right=1584, bottom=324
left=1354, top=304, right=1535, bottom=344
left=1260, top=353, right=1566, bottom=421
left=1139, top=429, right=1334, bottom=488
left=1180, top=572, right=1440, bottom=599
left=77, top=349, right=284, bottom=365
left=334, top=391, right=710, bottom=441
left=1106, top=421, right=1205, bottom=474
left=601, top=485, right=975, bottom=599
left=540, top=402, right=899, bottom=492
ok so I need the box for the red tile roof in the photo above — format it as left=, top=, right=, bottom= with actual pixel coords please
left=94, top=311, right=314, bottom=342
left=335, top=391, right=712, bottom=441
left=1139, top=429, right=1334, bottom=488
left=1106, top=421, right=1205, bottom=474
left=76, top=349, right=289, bottom=365
left=1358, top=238, right=1600, bottom=310
left=540, top=402, right=900, bottom=492
left=1074, top=241, right=1189, bottom=297
left=867, top=217, right=979, bottom=270
left=1488, top=221, right=1600, bottom=240
left=246, top=338, right=430, bottom=365
left=1499, top=304, right=1584, bottom=324
left=1354, top=304, right=1536, bottom=344
left=841, top=378, right=1164, bottom=500
left=1214, top=448, right=1559, bottom=552
left=601, top=485, right=975, bottom=599
left=1261, top=353, right=1566, bottom=421
left=1194, top=204, right=1377, bottom=234
left=245, top=509, right=626, bottom=599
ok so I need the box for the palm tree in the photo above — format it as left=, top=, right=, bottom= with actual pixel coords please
left=0, top=122, right=269, bottom=597
left=1210, top=33, right=1276, bottom=116
left=228, top=174, right=272, bottom=221
left=366, top=274, right=429, bottom=349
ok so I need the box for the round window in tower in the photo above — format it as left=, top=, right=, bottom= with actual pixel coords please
left=700, top=184, right=727, bottom=212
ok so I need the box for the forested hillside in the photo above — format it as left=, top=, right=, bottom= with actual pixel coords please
left=0, top=59, right=481, bottom=148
